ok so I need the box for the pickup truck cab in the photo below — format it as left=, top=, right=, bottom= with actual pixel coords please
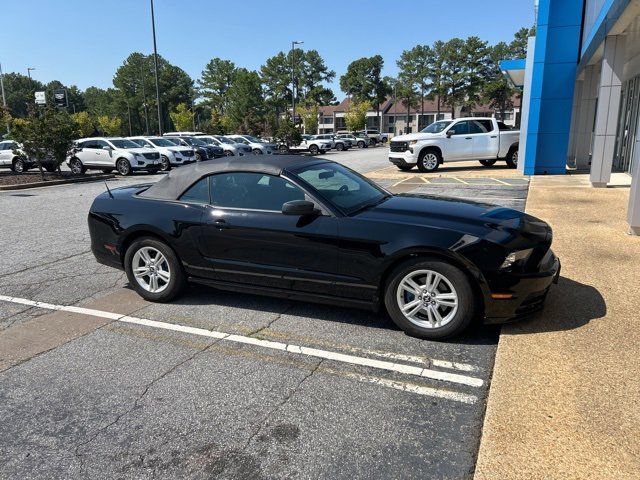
left=388, top=117, right=519, bottom=172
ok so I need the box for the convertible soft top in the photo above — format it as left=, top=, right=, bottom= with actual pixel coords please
left=139, top=155, right=325, bottom=201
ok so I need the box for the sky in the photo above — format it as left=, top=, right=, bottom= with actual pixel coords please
left=2, top=0, right=534, bottom=96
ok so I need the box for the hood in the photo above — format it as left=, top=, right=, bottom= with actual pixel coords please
left=129, top=147, right=159, bottom=154
left=355, top=194, right=551, bottom=243
left=392, top=132, right=439, bottom=142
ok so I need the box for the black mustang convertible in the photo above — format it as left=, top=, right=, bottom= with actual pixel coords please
left=88, top=155, right=559, bottom=339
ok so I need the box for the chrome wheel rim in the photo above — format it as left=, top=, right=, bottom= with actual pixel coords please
left=117, top=160, right=130, bottom=175
left=161, top=156, right=170, bottom=170
left=253, top=149, right=263, bottom=155
left=423, top=153, right=438, bottom=170
left=14, top=160, right=24, bottom=173
left=71, top=160, right=81, bottom=174
left=132, top=246, right=171, bottom=293
left=512, top=150, right=518, bottom=166
left=396, top=269, right=458, bottom=329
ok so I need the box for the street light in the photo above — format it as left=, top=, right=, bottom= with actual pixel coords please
left=150, top=0, right=163, bottom=135
left=290, top=40, right=303, bottom=126
left=27, top=67, right=35, bottom=81
left=0, top=62, right=9, bottom=134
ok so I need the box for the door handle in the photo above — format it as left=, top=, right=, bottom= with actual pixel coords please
left=213, top=219, right=229, bottom=229
left=465, top=137, right=472, bottom=140
left=490, top=135, right=498, bottom=138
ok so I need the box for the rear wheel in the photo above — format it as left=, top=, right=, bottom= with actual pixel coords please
left=116, top=158, right=132, bottom=176
left=252, top=148, right=263, bottom=155
left=357, top=141, right=365, bottom=148
left=384, top=258, right=475, bottom=340
left=336, top=143, right=344, bottom=151
left=225, top=150, right=234, bottom=157
left=309, top=144, right=319, bottom=155
left=479, top=159, right=497, bottom=167
left=417, top=149, right=441, bottom=173
left=69, top=158, right=86, bottom=174
left=279, top=145, right=289, bottom=153
left=506, top=147, right=518, bottom=168
left=160, top=155, right=171, bottom=171
left=124, top=237, right=186, bottom=302
left=11, top=158, right=26, bottom=173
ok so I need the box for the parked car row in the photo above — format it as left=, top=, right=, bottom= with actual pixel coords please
left=0, top=140, right=58, bottom=173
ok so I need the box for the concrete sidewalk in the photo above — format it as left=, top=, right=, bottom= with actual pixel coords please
left=475, top=174, right=640, bottom=479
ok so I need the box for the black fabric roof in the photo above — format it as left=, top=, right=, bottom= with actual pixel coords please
left=139, top=155, right=326, bottom=200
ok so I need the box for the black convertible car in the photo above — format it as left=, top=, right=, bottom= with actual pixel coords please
left=88, top=155, right=559, bottom=339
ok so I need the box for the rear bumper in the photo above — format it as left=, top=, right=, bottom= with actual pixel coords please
left=483, top=256, right=560, bottom=324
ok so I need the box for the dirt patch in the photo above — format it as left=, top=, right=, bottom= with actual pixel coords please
left=0, top=171, right=112, bottom=189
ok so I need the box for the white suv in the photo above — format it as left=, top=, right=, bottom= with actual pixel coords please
left=227, top=135, right=275, bottom=155
left=196, top=135, right=240, bottom=157
left=67, top=137, right=161, bottom=176
left=129, top=136, right=196, bottom=170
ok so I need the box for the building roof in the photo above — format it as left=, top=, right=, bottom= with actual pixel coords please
left=139, top=155, right=327, bottom=200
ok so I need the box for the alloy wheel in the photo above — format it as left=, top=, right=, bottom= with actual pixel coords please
left=422, top=153, right=438, bottom=171
left=131, top=246, right=171, bottom=293
left=160, top=156, right=170, bottom=171
left=395, top=269, right=458, bottom=329
left=13, top=159, right=24, bottom=173
left=70, top=159, right=83, bottom=174
left=117, top=159, right=131, bottom=176
left=512, top=150, right=518, bottom=166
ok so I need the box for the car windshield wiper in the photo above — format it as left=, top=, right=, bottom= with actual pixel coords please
left=347, top=194, right=391, bottom=216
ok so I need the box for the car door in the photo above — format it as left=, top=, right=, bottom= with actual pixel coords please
left=444, top=121, right=473, bottom=161
left=93, top=139, right=113, bottom=167
left=470, top=119, right=499, bottom=159
left=76, top=140, right=100, bottom=165
left=0, top=142, right=11, bottom=166
left=194, top=172, right=339, bottom=293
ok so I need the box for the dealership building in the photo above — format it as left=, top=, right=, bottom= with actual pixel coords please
left=506, top=0, right=640, bottom=233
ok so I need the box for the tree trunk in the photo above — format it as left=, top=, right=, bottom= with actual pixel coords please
left=420, top=86, right=424, bottom=130
left=406, top=100, right=410, bottom=134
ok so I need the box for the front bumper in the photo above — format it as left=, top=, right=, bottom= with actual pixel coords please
left=388, top=150, right=417, bottom=166
left=133, top=158, right=161, bottom=170
left=483, top=255, right=560, bottom=324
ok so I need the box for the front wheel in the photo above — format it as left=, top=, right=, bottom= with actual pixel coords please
left=252, top=148, right=263, bottom=155
left=124, top=237, right=186, bottom=302
left=506, top=147, right=518, bottom=168
left=309, top=145, right=319, bottom=155
left=417, top=149, right=441, bottom=173
left=69, top=158, right=86, bottom=175
left=336, top=143, right=344, bottom=151
left=479, top=159, right=496, bottom=167
left=225, top=150, right=234, bottom=157
left=357, top=141, right=365, bottom=148
left=384, top=259, right=475, bottom=340
left=11, top=158, right=26, bottom=173
left=116, top=158, right=132, bottom=176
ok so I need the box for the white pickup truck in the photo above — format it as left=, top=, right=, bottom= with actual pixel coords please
left=388, top=117, right=519, bottom=172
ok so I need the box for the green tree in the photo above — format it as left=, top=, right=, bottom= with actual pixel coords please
left=344, top=100, right=371, bottom=132
left=1, top=72, right=45, bottom=118
left=260, top=51, right=292, bottom=119
left=275, top=118, right=302, bottom=147
left=198, top=58, right=236, bottom=114
left=223, top=68, right=265, bottom=134
left=11, top=106, right=78, bottom=178
left=97, top=115, right=122, bottom=136
left=395, top=78, right=420, bottom=132
left=398, top=45, right=435, bottom=129
left=482, top=41, right=516, bottom=121
left=299, top=104, right=319, bottom=134
left=71, top=111, right=95, bottom=137
left=340, top=55, right=388, bottom=130
left=169, top=103, right=194, bottom=131
left=298, top=50, right=336, bottom=106
left=510, top=26, right=535, bottom=58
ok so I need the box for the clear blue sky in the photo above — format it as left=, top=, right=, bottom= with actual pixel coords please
left=2, top=0, right=534, bottom=95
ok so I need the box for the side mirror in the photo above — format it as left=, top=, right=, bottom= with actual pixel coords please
left=446, top=130, right=454, bottom=137
left=102, top=145, right=112, bottom=151
left=282, top=200, right=317, bottom=216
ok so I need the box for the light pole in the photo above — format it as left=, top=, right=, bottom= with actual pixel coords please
left=290, top=40, right=303, bottom=126
left=27, top=67, right=35, bottom=81
left=150, top=0, right=163, bottom=135
left=0, top=62, right=8, bottom=134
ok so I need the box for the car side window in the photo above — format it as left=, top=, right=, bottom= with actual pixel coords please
left=469, top=121, right=488, bottom=134
left=476, top=120, right=494, bottom=132
left=95, top=140, right=110, bottom=149
left=180, top=177, right=210, bottom=204
left=448, top=121, right=469, bottom=135
left=209, top=172, right=305, bottom=211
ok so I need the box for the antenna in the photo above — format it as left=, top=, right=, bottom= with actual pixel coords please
left=105, top=181, right=114, bottom=199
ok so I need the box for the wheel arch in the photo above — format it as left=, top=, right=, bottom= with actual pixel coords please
left=418, top=145, right=444, bottom=164
left=378, top=248, right=488, bottom=319
left=118, top=228, right=174, bottom=264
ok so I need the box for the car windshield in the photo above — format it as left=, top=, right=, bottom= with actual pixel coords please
left=163, top=138, right=180, bottom=145
left=110, top=139, right=141, bottom=149
left=244, top=135, right=262, bottom=143
left=216, top=136, right=235, bottom=144
left=420, top=121, right=451, bottom=134
left=200, top=137, right=220, bottom=145
left=184, top=137, right=207, bottom=146
left=290, top=162, right=389, bottom=215
left=149, top=138, right=177, bottom=147
left=129, top=139, right=146, bottom=147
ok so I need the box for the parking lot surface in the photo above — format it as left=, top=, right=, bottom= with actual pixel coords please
left=0, top=149, right=527, bottom=478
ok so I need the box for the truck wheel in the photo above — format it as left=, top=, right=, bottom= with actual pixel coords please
left=417, top=149, right=441, bottom=173
left=506, top=147, right=518, bottom=168
left=479, top=159, right=496, bottom=167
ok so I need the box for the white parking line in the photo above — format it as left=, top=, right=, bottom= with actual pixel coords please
left=0, top=295, right=484, bottom=399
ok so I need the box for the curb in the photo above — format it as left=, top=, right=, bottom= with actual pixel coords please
left=0, top=174, right=116, bottom=191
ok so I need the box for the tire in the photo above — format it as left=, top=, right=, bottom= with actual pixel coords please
left=124, top=237, right=186, bottom=302
left=44, top=164, right=57, bottom=173
left=357, top=141, right=365, bottom=148
left=279, top=145, right=289, bottom=153
left=101, top=169, right=114, bottom=174
left=116, top=158, right=132, bottom=176
left=11, top=158, right=26, bottom=173
left=160, top=155, right=172, bottom=171
left=384, top=258, right=475, bottom=340
left=225, top=150, right=234, bottom=157
left=479, top=159, right=497, bottom=167
left=336, top=143, right=344, bottom=151
left=506, top=147, right=518, bottom=169
left=195, top=152, right=202, bottom=162
left=309, top=144, right=319, bottom=155
left=397, top=165, right=413, bottom=171
left=252, top=148, right=263, bottom=155
left=69, top=158, right=86, bottom=175
left=417, top=149, right=441, bottom=173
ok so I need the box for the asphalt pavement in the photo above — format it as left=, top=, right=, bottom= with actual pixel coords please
left=0, top=148, right=527, bottom=479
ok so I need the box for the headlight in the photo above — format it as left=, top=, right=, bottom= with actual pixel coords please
left=409, top=140, right=418, bottom=146
left=500, top=248, right=533, bottom=269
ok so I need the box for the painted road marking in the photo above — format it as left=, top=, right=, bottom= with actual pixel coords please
left=0, top=295, right=484, bottom=395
